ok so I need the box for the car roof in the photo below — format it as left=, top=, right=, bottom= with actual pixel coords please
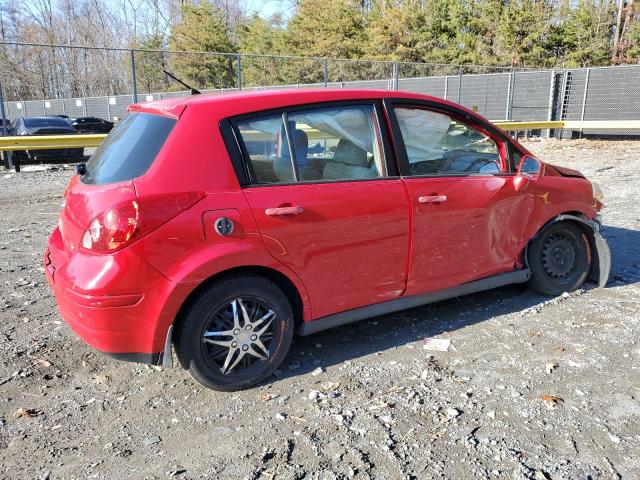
left=130, top=88, right=474, bottom=120
left=19, top=116, right=70, bottom=120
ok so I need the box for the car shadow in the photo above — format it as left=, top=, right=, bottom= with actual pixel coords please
left=277, top=283, right=549, bottom=380
left=602, top=225, right=640, bottom=286
left=272, top=223, right=639, bottom=382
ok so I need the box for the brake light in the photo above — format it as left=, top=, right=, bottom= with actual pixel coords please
left=81, top=191, right=205, bottom=253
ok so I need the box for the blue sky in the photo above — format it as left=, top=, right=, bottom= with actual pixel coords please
left=94, top=0, right=294, bottom=22
left=247, top=0, right=294, bottom=19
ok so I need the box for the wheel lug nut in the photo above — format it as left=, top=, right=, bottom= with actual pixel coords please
left=233, top=329, right=240, bottom=335
left=231, top=341, right=238, bottom=348
left=246, top=325, right=252, bottom=330
left=251, top=334, right=257, bottom=341
left=242, top=345, right=249, bottom=351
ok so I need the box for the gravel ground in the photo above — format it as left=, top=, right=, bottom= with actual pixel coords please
left=0, top=139, right=638, bottom=480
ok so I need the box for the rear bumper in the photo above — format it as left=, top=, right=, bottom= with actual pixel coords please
left=44, top=227, right=192, bottom=363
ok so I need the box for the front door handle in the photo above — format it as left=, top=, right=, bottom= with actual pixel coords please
left=265, top=206, right=304, bottom=216
left=418, top=195, right=447, bottom=204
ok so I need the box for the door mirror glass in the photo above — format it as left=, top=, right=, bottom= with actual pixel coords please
left=517, top=155, right=542, bottom=179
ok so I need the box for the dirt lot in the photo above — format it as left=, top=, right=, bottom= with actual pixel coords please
left=0, top=139, right=638, bottom=480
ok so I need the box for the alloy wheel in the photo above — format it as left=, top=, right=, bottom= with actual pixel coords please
left=201, top=297, right=276, bottom=375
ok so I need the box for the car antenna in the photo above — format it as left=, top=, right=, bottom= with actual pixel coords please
left=162, top=70, right=201, bottom=95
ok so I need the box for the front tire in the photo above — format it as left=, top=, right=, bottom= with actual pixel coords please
left=175, top=274, right=294, bottom=391
left=527, top=222, right=591, bottom=296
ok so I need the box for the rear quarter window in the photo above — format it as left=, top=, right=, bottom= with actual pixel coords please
left=82, top=112, right=176, bottom=185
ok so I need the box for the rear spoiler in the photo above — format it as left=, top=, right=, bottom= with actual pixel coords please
left=128, top=103, right=187, bottom=120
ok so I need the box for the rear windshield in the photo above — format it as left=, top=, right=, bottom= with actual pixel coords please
left=82, top=112, right=176, bottom=185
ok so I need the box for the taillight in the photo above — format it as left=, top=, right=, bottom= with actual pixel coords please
left=81, top=191, right=204, bottom=253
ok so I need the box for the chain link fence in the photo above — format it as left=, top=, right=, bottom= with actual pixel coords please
left=1, top=43, right=640, bottom=139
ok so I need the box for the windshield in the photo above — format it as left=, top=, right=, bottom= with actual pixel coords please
left=24, top=117, right=71, bottom=128
left=81, top=112, right=176, bottom=185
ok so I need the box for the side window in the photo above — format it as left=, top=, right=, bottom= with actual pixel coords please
left=236, top=114, right=294, bottom=183
left=235, top=105, right=386, bottom=184
left=394, top=107, right=502, bottom=176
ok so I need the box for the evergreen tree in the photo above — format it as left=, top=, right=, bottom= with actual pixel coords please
left=364, top=0, right=473, bottom=72
left=240, top=15, right=287, bottom=56
left=364, top=1, right=430, bottom=63
left=463, top=0, right=505, bottom=66
left=420, top=0, right=469, bottom=64
left=560, top=0, right=615, bottom=67
left=496, top=0, right=555, bottom=67
left=135, top=34, right=170, bottom=93
left=625, top=14, right=640, bottom=61
left=286, top=0, right=366, bottom=82
left=287, top=0, right=366, bottom=59
left=169, top=1, right=236, bottom=90
left=239, top=15, right=292, bottom=86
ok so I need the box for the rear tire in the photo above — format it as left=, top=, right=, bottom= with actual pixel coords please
left=175, top=274, right=294, bottom=391
left=527, top=222, right=591, bottom=296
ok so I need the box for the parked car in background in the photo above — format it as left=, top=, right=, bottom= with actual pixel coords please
left=0, top=118, right=10, bottom=134
left=69, top=116, right=114, bottom=133
left=10, top=116, right=84, bottom=163
left=45, top=89, right=611, bottom=392
left=0, top=118, right=11, bottom=168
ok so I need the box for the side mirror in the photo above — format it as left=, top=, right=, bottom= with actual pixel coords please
left=514, top=155, right=542, bottom=191
left=517, top=155, right=542, bottom=180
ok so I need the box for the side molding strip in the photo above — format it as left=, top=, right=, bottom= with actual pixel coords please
left=297, top=269, right=531, bottom=336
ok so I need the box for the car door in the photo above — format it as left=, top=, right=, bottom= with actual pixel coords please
left=230, top=102, right=411, bottom=319
left=387, top=101, right=534, bottom=296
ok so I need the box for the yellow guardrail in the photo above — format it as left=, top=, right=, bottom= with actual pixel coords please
left=494, top=120, right=640, bottom=131
left=0, top=133, right=107, bottom=151
left=1, top=120, right=639, bottom=153
left=493, top=121, right=566, bottom=130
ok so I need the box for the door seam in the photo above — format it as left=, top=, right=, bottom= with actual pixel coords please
left=400, top=177, right=413, bottom=297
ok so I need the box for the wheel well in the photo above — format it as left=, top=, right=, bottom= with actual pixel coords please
left=524, top=211, right=592, bottom=267
left=560, top=211, right=588, bottom=221
left=173, top=266, right=305, bottom=340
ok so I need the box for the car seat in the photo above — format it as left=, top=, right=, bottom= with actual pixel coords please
left=323, top=139, right=377, bottom=180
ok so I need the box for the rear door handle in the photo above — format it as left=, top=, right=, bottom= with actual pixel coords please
left=265, top=206, right=304, bottom=216
left=418, top=195, right=447, bottom=204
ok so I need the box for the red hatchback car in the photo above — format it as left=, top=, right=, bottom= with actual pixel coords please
left=45, top=89, right=610, bottom=391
